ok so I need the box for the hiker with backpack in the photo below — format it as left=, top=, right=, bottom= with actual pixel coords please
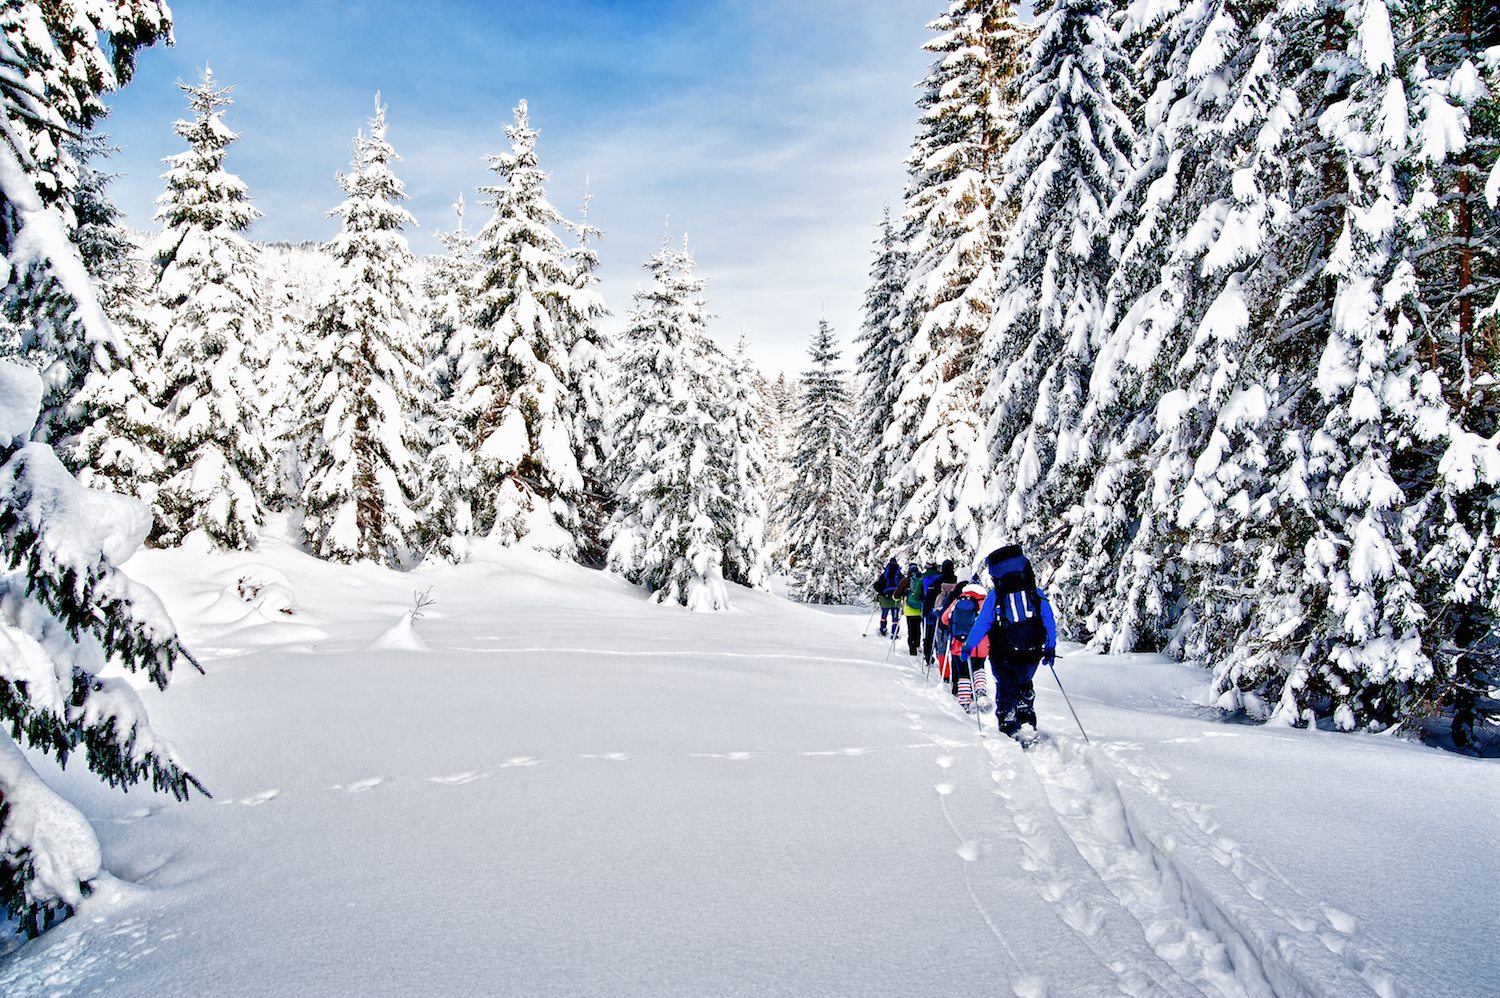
left=871, top=557, right=903, bottom=637
left=962, top=544, right=1056, bottom=742
left=941, top=580, right=991, bottom=713
left=901, top=561, right=924, bottom=656
left=920, top=559, right=956, bottom=667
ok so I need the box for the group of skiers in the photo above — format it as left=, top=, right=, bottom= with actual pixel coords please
left=873, top=544, right=1056, bottom=742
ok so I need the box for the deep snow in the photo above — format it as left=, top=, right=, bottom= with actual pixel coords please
left=1, top=519, right=1495, bottom=997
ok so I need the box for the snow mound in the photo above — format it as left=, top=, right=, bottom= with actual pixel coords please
left=363, top=611, right=428, bottom=652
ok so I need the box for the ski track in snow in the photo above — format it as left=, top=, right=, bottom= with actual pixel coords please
left=898, top=664, right=1415, bottom=998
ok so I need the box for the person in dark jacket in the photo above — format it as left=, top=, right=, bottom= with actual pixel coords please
left=920, top=559, right=956, bottom=667
left=873, top=557, right=902, bottom=636
left=963, top=545, right=1056, bottom=739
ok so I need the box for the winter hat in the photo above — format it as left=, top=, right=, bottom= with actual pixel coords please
left=940, top=558, right=956, bottom=581
left=960, top=582, right=986, bottom=599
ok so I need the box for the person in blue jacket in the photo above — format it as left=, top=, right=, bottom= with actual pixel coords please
left=920, top=558, right=956, bottom=666
left=963, top=544, right=1056, bottom=739
left=873, top=557, right=902, bottom=636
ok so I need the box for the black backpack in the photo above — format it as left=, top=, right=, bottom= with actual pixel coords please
left=990, top=549, right=1046, bottom=655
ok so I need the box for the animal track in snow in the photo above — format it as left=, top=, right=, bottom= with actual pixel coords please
left=935, top=783, right=954, bottom=796
left=581, top=752, right=631, bottom=761
left=240, top=789, right=279, bottom=806
left=428, top=771, right=486, bottom=785
left=333, top=777, right=387, bottom=793
left=691, top=751, right=755, bottom=761
left=800, top=747, right=874, bottom=757
left=497, top=757, right=542, bottom=768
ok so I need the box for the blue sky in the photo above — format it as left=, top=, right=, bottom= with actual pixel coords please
left=101, top=0, right=936, bottom=377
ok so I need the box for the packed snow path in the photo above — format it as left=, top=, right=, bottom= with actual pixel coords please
left=2, top=531, right=1495, bottom=996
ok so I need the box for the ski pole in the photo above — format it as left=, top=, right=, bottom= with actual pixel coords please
left=1049, top=662, right=1090, bottom=744
left=861, top=606, right=878, bottom=637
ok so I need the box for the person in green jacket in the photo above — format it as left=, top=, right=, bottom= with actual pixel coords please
left=901, top=561, right=924, bottom=656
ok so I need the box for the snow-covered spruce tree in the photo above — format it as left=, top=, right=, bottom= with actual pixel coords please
left=0, top=9, right=162, bottom=444
left=722, top=332, right=770, bottom=589
left=147, top=66, right=270, bottom=549
left=887, top=0, right=1029, bottom=565
left=757, top=370, right=796, bottom=570
left=415, top=196, right=480, bottom=563
left=0, top=0, right=206, bottom=939
left=606, top=240, right=732, bottom=611
left=299, top=98, right=428, bottom=567
left=1406, top=0, right=1500, bottom=745
left=63, top=131, right=166, bottom=504
left=977, top=0, right=1135, bottom=557
left=1047, top=0, right=1268, bottom=651
left=452, top=100, right=592, bottom=556
left=563, top=188, right=613, bottom=561
left=782, top=319, right=859, bottom=603
left=1217, top=0, right=1500, bottom=733
left=0, top=360, right=205, bottom=938
left=852, top=207, right=909, bottom=567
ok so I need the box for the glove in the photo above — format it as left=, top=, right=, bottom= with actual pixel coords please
left=1043, top=649, right=1056, bottom=669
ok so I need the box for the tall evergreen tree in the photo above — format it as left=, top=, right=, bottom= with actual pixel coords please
left=416, top=196, right=480, bottom=563
left=65, top=130, right=165, bottom=502
left=563, top=188, right=614, bottom=561
left=1047, top=0, right=1260, bottom=649
left=452, top=100, right=593, bottom=556
left=759, top=370, right=797, bottom=571
left=300, top=97, right=428, bottom=566
left=147, top=66, right=269, bottom=549
left=722, top=332, right=771, bottom=589
left=606, top=240, right=732, bottom=611
left=888, top=0, right=1029, bottom=563
left=853, top=207, right=909, bottom=567
left=782, top=319, right=859, bottom=603
left=977, top=0, right=1136, bottom=553
left=0, top=0, right=204, bottom=939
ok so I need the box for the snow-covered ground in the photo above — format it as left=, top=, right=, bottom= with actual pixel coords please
left=2, top=520, right=1495, bottom=997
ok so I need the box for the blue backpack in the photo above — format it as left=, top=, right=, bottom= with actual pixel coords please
left=949, top=595, right=980, bottom=642
left=988, top=545, right=1047, bottom=654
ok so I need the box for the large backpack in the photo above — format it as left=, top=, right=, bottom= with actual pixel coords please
left=989, top=547, right=1047, bottom=655
left=904, top=574, right=924, bottom=612
left=949, top=595, right=980, bottom=642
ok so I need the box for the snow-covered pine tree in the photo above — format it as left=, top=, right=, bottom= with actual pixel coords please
left=148, top=66, right=270, bottom=549
left=415, top=196, right=480, bottom=563
left=563, top=187, right=613, bottom=561
left=852, top=207, right=909, bottom=568
left=888, top=0, right=1029, bottom=565
left=758, top=370, right=796, bottom=571
left=63, top=131, right=166, bottom=503
left=722, top=331, right=771, bottom=589
left=606, top=239, right=732, bottom=611
left=1047, top=0, right=1255, bottom=650
left=1406, top=0, right=1500, bottom=746
left=0, top=360, right=205, bottom=938
left=300, top=97, right=428, bottom=566
left=781, top=318, right=859, bottom=603
left=976, top=0, right=1135, bottom=557
left=0, top=8, right=163, bottom=443
left=0, top=0, right=205, bottom=939
left=453, top=100, right=592, bottom=556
